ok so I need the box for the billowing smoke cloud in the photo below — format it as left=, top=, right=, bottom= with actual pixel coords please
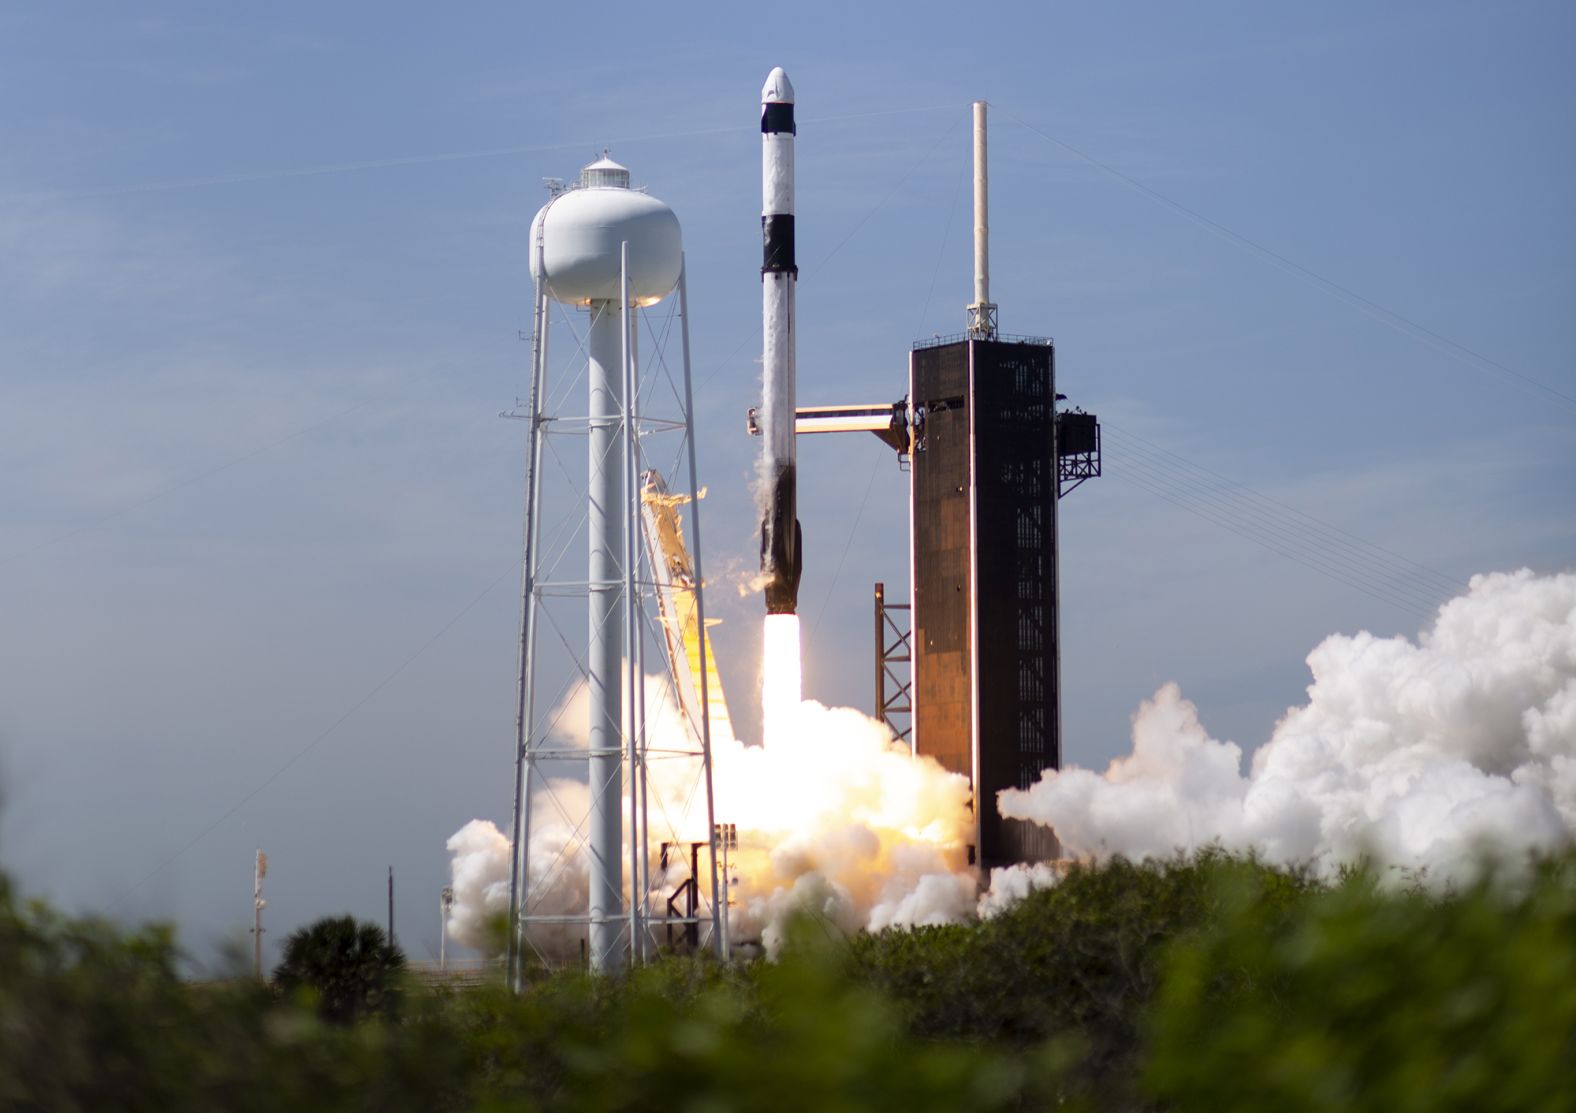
left=1000, top=569, right=1576, bottom=883
left=976, top=861, right=1064, bottom=919
left=445, top=781, right=594, bottom=954
left=712, top=694, right=977, bottom=952
left=444, top=819, right=510, bottom=951
left=453, top=570, right=1576, bottom=951
left=447, top=619, right=977, bottom=957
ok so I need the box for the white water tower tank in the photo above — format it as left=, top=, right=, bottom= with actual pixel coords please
left=529, top=154, right=682, bottom=306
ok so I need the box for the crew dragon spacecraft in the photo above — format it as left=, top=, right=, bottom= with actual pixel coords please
left=758, top=66, right=803, bottom=615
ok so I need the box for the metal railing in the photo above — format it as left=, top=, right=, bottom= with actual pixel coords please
left=912, top=331, right=1053, bottom=350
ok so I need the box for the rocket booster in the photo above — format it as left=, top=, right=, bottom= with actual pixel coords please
left=760, top=66, right=802, bottom=616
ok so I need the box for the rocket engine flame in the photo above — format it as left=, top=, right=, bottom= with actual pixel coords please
left=446, top=616, right=976, bottom=957
left=761, top=613, right=803, bottom=747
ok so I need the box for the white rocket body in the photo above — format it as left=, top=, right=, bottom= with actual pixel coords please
left=760, top=66, right=802, bottom=615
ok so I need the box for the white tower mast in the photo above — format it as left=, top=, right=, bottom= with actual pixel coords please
left=966, top=101, right=997, bottom=339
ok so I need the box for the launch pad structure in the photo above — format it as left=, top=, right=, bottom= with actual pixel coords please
left=769, top=99, right=1102, bottom=870
left=908, top=331, right=1100, bottom=866
left=504, top=79, right=1102, bottom=986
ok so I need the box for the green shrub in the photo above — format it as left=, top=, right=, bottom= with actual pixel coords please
left=3, top=850, right=1570, bottom=1111
left=439, top=926, right=1041, bottom=1111
left=848, top=850, right=1318, bottom=1105
left=1145, top=853, right=1576, bottom=1113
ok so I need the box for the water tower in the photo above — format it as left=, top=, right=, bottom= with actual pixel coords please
left=510, top=154, right=721, bottom=978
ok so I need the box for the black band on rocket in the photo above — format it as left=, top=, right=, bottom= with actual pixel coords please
left=762, top=468, right=802, bottom=615
left=761, top=102, right=796, bottom=135
left=762, top=214, right=796, bottom=273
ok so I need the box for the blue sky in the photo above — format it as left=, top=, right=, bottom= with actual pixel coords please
left=1, top=2, right=1571, bottom=964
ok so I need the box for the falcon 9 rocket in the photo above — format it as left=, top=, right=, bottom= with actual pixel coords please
left=759, top=66, right=802, bottom=616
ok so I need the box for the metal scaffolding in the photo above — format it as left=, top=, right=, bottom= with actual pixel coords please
left=874, top=582, right=913, bottom=747
left=506, top=243, right=721, bottom=985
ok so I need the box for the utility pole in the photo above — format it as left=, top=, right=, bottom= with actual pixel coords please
left=439, top=887, right=454, bottom=970
left=252, top=849, right=268, bottom=980
left=387, top=867, right=396, bottom=949
left=714, top=823, right=737, bottom=961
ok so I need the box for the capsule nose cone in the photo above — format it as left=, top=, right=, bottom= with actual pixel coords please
left=762, top=66, right=795, bottom=105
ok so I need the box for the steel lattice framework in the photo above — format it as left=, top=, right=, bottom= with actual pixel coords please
left=874, top=582, right=913, bottom=746
left=506, top=229, right=721, bottom=984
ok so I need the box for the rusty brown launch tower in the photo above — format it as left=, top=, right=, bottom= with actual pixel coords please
left=754, top=101, right=1100, bottom=869
left=907, top=332, right=1098, bottom=867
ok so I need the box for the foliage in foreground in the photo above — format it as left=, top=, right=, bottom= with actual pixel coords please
left=1, top=850, right=1571, bottom=1111
left=845, top=849, right=1320, bottom=1103
left=1145, top=852, right=1576, bottom=1113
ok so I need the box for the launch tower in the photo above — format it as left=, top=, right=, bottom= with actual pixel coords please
left=908, top=106, right=1101, bottom=869
left=775, top=100, right=1101, bottom=870
left=910, top=335, right=1064, bottom=865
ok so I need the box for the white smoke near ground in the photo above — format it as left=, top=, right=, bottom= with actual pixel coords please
left=714, top=693, right=977, bottom=953
left=446, top=617, right=977, bottom=957
left=977, top=861, right=1066, bottom=919
left=445, top=778, right=595, bottom=954
left=999, top=569, right=1576, bottom=886
left=444, top=819, right=510, bottom=949
left=451, top=569, right=1576, bottom=951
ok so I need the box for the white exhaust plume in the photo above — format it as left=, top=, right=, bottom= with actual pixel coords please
left=447, top=779, right=596, bottom=954
left=977, top=861, right=1065, bottom=919
left=454, top=571, right=1575, bottom=952
left=761, top=612, right=802, bottom=746
left=999, top=569, right=1576, bottom=884
left=444, top=819, right=510, bottom=950
left=448, top=617, right=978, bottom=957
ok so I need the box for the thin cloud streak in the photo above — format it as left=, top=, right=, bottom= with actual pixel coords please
left=0, top=105, right=961, bottom=205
